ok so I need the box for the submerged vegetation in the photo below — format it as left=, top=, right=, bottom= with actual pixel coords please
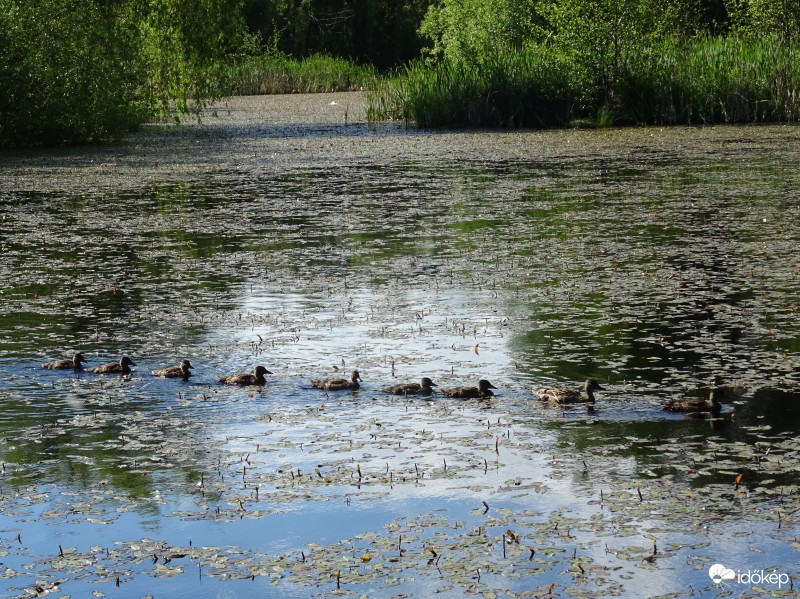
left=2, top=116, right=800, bottom=594
left=2, top=0, right=800, bottom=143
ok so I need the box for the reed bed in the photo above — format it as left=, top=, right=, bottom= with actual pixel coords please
left=226, top=53, right=378, bottom=96
left=367, top=50, right=579, bottom=128
left=618, top=36, right=800, bottom=125
left=367, top=36, right=800, bottom=128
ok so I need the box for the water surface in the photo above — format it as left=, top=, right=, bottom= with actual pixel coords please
left=0, top=95, right=799, bottom=598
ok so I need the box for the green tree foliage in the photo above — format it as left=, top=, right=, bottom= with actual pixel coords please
left=418, top=0, right=701, bottom=113
left=376, top=0, right=800, bottom=127
left=534, top=0, right=697, bottom=108
left=0, top=0, right=246, bottom=146
left=419, top=0, right=538, bottom=66
left=0, top=0, right=143, bottom=143
left=725, top=0, right=800, bottom=40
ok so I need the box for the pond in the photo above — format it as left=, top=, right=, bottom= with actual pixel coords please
left=0, top=93, right=799, bottom=598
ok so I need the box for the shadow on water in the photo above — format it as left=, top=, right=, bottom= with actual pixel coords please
left=1, top=113, right=800, bottom=597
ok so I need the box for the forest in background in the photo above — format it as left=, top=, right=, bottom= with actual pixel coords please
left=2, top=0, right=800, bottom=145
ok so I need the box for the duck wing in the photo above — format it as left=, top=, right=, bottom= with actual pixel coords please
left=537, top=387, right=582, bottom=404
left=443, top=386, right=479, bottom=399
left=382, top=383, right=421, bottom=395
left=663, top=398, right=707, bottom=412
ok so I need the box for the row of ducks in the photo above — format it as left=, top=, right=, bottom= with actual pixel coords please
left=40, top=354, right=496, bottom=398
left=41, top=353, right=724, bottom=413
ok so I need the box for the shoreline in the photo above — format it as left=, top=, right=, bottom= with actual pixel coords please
left=1, top=93, right=799, bottom=196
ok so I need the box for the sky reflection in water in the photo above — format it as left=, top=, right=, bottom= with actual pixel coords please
left=1, top=116, right=799, bottom=597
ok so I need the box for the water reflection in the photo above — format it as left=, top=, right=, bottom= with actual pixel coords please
left=1, top=122, right=800, bottom=596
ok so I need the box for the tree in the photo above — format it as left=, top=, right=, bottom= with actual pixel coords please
left=534, top=0, right=697, bottom=107
left=0, top=0, right=247, bottom=145
left=725, top=0, right=800, bottom=40
left=241, top=0, right=429, bottom=69
left=419, top=0, right=538, bottom=66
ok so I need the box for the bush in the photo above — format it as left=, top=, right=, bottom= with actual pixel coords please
left=0, top=0, right=246, bottom=146
left=0, top=0, right=145, bottom=144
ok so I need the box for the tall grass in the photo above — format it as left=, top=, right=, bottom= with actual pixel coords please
left=367, top=50, right=580, bottom=128
left=225, top=53, right=378, bottom=95
left=368, top=36, right=800, bottom=128
left=617, top=36, right=800, bottom=125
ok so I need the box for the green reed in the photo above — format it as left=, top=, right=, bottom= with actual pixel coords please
left=367, top=50, right=578, bottom=128
left=617, top=36, right=800, bottom=125
left=226, top=53, right=378, bottom=96
left=367, top=36, right=800, bottom=128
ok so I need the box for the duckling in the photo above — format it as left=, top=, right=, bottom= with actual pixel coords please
left=153, top=360, right=193, bottom=379
left=42, top=352, right=87, bottom=370
left=87, top=356, right=136, bottom=375
left=664, top=388, right=723, bottom=416
left=537, top=379, right=605, bottom=405
left=442, top=379, right=497, bottom=399
left=382, top=377, right=437, bottom=397
left=219, top=365, right=272, bottom=386
left=311, top=370, right=361, bottom=391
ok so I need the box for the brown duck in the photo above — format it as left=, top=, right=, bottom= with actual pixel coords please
left=153, top=360, right=193, bottom=379
left=42, top=352, right=88, bottom=370
left=87, top=356, right=136, bottom=374
left=442, top=379, right=497, bottom=399
left=311, top=370, right=361, bottom=391
left=219, top=365, right=272, bottom=386
left=664, top=388, right=723, bottom=416
left=382, top=377, right=437, bottom=396
left=537, top=379, right=605, bottom=405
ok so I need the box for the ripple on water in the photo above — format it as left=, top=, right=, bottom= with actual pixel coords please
left=1, top=115, right=800, bottom=597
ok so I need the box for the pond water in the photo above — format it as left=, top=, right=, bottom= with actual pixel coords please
left=1, top=94, right=799, bottom=598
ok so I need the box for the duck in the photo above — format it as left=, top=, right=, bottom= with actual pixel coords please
left=153, top=360, right=193, bottom=379
left=86, top=356, right=136, bottom=375
left=219, top=365, right=272, bottom=386
left=536, top=379, right=605, bottom=405
left=311, top=370, right=361, bottom=391
left=442, top=379, right=497, bottom=399
left=42, top=352, right=88, bottom=370
left=663, top=388, right=723, bottom=416
left=382, top=377, right=437, bottom=397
